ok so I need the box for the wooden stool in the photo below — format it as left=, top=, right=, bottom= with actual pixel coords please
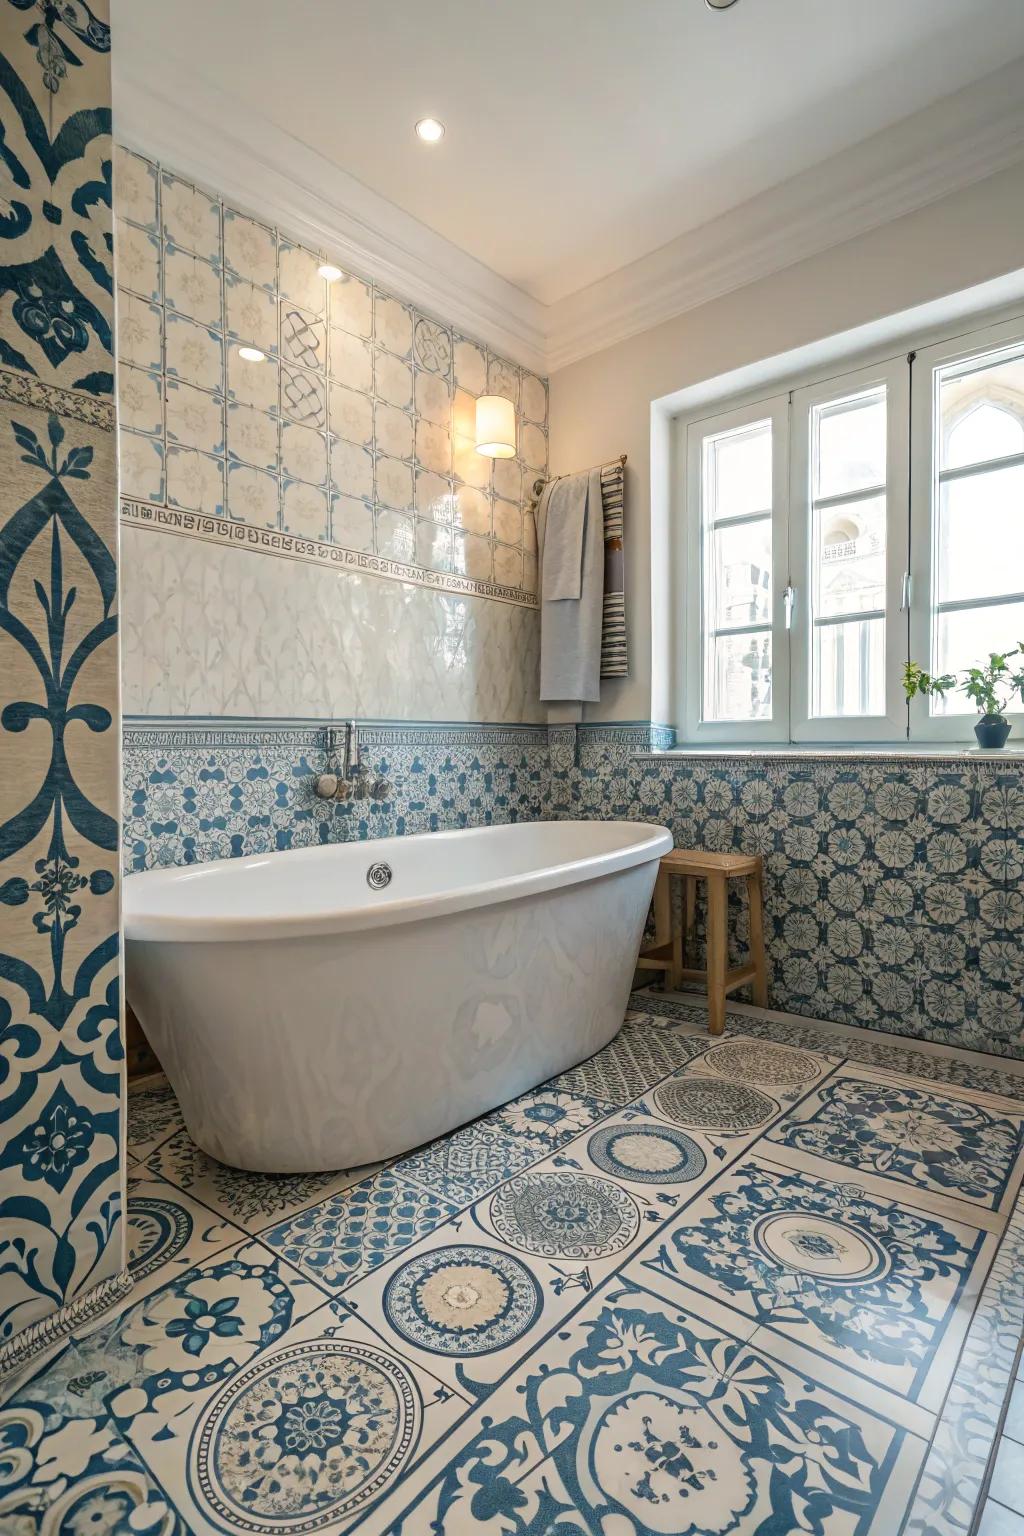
left=638, top=850, right=768, bottom=1035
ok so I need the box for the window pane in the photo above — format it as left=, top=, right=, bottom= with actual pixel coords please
left=814, top=388, right=886, bottom=499
left=705, top=420, right=771, bottom=520
left=814, top=494, right=886, bottom=618
left=939, top=349, right=1024, bottom=471
left=812, top=617, right=885, bottom=718
left=709, top=517, right=771, bottom=628
left=705, top=630, right=772, bottom=723
left=937, top=462, right=1024, bottom=604
left=932, top=600, right=1024, bottom=714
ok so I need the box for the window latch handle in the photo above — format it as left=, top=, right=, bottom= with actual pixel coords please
left=783, top=585, right=795, bottom=629
left=900, top=571, right=912, bottom=611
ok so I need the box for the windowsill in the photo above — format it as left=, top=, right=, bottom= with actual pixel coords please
left=636, top=742, right=1024, bottom=762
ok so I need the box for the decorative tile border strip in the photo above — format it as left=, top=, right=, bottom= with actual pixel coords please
left=0, top=366, right=116, bottom=430
left=121, top=498, right=539, bottom=608
left=0, top=1269, right=133, bottom=1382
left=123, top=716, right=549, bottom=749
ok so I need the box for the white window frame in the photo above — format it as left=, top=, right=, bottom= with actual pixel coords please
left=789, top=358, right=910, bottom=742
left=909, top=316, right=1024, bottom=742
left=684, top=396, right=790, bottom=744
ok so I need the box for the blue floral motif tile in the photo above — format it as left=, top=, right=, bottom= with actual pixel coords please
left=127, top=1076, right=184, bottom=1158
left=389, top=1281, right=926, bottom=1535
left=0, top=1386, right=186, bottom=1535
left=392, top=1119, right=547, bottom=1208
left=641, top=1157, right=987, bottom=1402
left=488, top=1088, right=607, bottom=1148
left=554, top=1015, right=710, bottom=1104
left=262, top=1172, right=457, bottom=1290
left=146, top=1126, right=371, bottom=1230
left=767, top=1074, right=1024, bottom=1210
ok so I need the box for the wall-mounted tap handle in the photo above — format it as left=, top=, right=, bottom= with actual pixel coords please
left=370, top=779, right=389, bottom=800
left=314, top=773, right=338, bottom=799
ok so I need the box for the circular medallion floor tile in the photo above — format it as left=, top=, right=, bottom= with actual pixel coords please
left=191, top=1339, right=419, bottom=1532
left=127, top=1196, right=192, bottom=1281
left=753, top=1212, right=891, bottom=1285
left=490, top=1171, right=640, bottom=1259
left=383, top=1243, right=542, bottom=1356
left=703, top=1039, right=820, bottom=1086
left=653, top=1077, right=777, bottom=1133
left=587, top=1123, right=706, bottom=1185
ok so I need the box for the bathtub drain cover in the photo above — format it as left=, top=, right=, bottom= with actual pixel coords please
left=367, top=861, right=393, bottom=890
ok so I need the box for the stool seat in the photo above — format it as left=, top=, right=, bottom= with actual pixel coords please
left=638, top=847, right=768, bottom=1035
left=658, top=850, right=761, bottom=877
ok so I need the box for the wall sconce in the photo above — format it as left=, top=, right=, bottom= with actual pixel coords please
left=475, top=395, right=516, bottom=458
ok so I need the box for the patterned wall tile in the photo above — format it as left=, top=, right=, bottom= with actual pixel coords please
left=115, top=148, right=545, bottom=608
left=122, top=720, right=549, bottom=871
left=0, top=0, right=123, bottom=1374
left=555, top=728, right=1024, bottom=1061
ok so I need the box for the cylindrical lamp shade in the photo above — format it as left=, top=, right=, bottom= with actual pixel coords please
left=475, top=395, right=516, bottom=458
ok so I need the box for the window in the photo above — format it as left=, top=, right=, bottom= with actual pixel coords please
left=685, top=398, right=789, bottom=742
left=911, top=322, right=1024, bottom=736
left=682, top=313, right=1024, bottom=743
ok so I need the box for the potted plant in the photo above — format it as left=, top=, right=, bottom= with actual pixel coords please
left=903, top=646, right=1024, bottom=748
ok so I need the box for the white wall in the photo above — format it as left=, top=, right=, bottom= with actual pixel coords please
left=549, top=160, right=1024, bottom=724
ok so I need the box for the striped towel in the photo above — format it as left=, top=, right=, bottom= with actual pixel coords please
left=600, top=461, right=628, bottom=678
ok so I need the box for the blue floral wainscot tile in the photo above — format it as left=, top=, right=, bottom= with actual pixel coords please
left=380, top=1277, right=929, bottom=1536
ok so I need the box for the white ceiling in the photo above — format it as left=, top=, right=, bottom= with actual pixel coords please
left=113, top=0, right=1024, bottom=307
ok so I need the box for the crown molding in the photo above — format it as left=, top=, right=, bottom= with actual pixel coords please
left=544, top=57, right=1024, bottom=372
left=112, top=67, right=549, bottom=376
left=114, top=56, right=1024, bottom=381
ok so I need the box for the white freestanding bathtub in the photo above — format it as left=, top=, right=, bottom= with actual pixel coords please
left=124, top=820, right=672, bottom=1172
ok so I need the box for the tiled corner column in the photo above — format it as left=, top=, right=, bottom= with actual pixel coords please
left=0, top=2, right=128, bottom=1377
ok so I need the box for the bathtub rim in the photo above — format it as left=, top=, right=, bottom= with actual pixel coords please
left=124, top=819, right=673, bottom=944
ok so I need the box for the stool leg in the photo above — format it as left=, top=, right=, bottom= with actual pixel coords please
left=747, top=867, right=768, bottom=1008
left=707, top=873, right=728, bottom=1036
left=684, top=876, right=696, bottom=959
left=653, top=866, right=671, bottom=949
left=669, top=874, right=684, bottom=990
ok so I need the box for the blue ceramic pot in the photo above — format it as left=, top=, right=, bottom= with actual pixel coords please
left=975, top=715, right=1011, bottom=749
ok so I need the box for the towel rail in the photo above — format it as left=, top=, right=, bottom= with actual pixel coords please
left=528, top=453, right=626, bottom=511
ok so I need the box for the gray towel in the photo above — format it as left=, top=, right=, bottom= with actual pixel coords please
left=538, top=472, right=588, bottom=600
left=537, top=467, right=604, bottom=703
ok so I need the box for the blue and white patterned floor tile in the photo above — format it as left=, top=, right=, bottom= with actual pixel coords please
left=127, top=1076, right=185, bottom=1160
left=766, top=1066, right=1024, bottom=1212
left=7, top=1001, right=1024, bottom=1535
left=391, top=1113, right=558, bottom=1207
left=145, top=1125, right=379, bottom=1232
left=126, top=1164, right=246, bottom=1301
left=262, top=1171, right=458, bottom=1291
left=382, top=1277, right=929, bottom=1536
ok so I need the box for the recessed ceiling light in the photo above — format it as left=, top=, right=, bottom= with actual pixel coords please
left=705, top=0, right=740, bottom=8
left=318, top=263, right=343, bottom=282
left=237, top=345, right=266, bottom=363
left=415, top=117, right=445, bottom=144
